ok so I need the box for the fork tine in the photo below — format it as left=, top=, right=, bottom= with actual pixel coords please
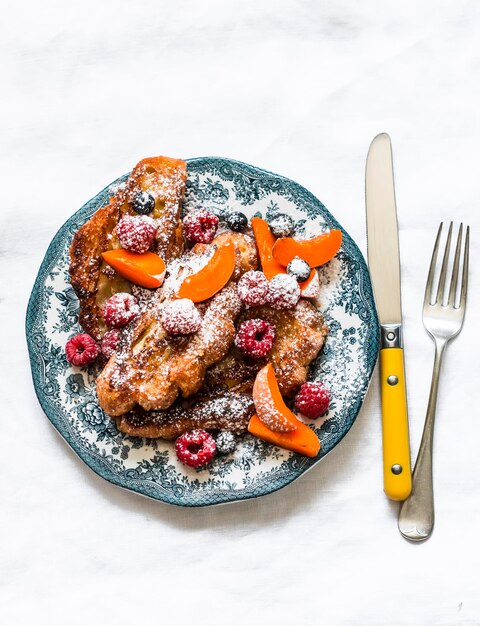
left=424, top=222, right=443, bottom=306
left=436, top=221, right=453, bottom=305
left=459, top=225, right=469, bottom=309
left=448, top=223, right=463, bottom=306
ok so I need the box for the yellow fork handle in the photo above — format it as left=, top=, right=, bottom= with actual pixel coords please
left=380, top=347, right=412, bottom=501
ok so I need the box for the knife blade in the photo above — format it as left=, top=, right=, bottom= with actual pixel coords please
left=366, top=133, right=412, bottom=501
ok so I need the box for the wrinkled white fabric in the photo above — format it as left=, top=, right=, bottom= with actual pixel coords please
left=1, top=1, right=480, bottom=625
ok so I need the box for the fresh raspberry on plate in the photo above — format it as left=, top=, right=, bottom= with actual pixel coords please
left=161, top=298, right=201, bottom=335
left=103, top=293, right=140, bottom=328
left=295, top=382, right=330, bottom=418
left=175, top=430, right=216, bottom=468
left=100, top=329, right=121, bottom=358
left=183, top=209, right=219, bottom=244
left=65, top=333, right=100, bottom=367
left=235, top=318, right=275, bottom=358
left=237, top=270, right=269, bottom=307
left=116, top=214, right=157, bottom=253
left=267, top=274, right=300, bottom=309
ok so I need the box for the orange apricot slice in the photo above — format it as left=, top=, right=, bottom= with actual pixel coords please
left=251, top=217, right=287, bottom=280
left=177, top=241, right=236, bottom=302
left=248, top=414, right=320, bottom=458
left=272, top=229, right=342, bottom=268
left=102, top=250, right=166, bottom=289
left=252, top=363, right=298, bottom=433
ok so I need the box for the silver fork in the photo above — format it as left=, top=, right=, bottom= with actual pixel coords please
left=398, top=222, right=469, bottom=541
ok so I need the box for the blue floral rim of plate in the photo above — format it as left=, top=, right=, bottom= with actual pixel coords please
left=26, top=157, right=379, bottom=507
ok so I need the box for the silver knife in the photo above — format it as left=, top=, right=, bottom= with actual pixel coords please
left=365, top=133, right=412, bottom=501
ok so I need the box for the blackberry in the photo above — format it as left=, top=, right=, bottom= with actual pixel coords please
left=132, top=191, right=155, bottom=215
left=225, top=211, right=248, bottom=232
left=286, top=256, right=311, bottom=282
left=215, top=431, right=237, bottom=454
left=269, top=213, right=294, bottom=238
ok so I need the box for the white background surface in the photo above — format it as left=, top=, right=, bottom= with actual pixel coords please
left=1, top=1, right=479, bottom=624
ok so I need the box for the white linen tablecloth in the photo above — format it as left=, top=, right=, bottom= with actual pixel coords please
left=2, top=1, right=479, bottom=624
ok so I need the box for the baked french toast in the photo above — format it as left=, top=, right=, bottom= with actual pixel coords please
left=96, top=232, right=258, bottom=416
left=66, top=155, right=343, bottom=464
left=239, top=300, right=328, bottom=396
left=114, top=300, right=327, bottom=439
left=69, top=156, right=187, bottom=340
left=116, top=390, right=255, bottom=440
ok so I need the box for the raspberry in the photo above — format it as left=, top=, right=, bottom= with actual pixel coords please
left=116, top=214, right=157, bottom=253
left=103, top=293, right=140, bottom=328
left=237, top=270, right=269, bottom=307
left=175, top=430, right=216, bottom=468
left=295, top=382, right=331, bottom=419
left=65, top=333, right=100, bottom=367
left=269, top=213, right=294, bottom=238
left=101, top=329, right=121, bottom=358
left=267, top=274, right=300, bottom=309
left=287, top=256, right=311, bottom=282
left=215, top=430, right=237, bottom=454
left=161, top=299, right=201, bottom=335
left=235, top=319, right=275, bottom=358
left=183, top=209, right=219, bottom=244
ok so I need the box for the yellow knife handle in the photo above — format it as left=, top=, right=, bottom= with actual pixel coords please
left=379, top=347, right=412, bottom=501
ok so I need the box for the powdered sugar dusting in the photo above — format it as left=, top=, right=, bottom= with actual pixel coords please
left=253, top=368, right=296, bottom=433
left=108, top=181, right=126, bottom=196
left=116, top=215, right=157, bottom=253
left=123, top=391, right=254, bottom=438
left=103, top=293, right=139, bottom=328
left=161, top=299, right=201, bottom=335
left=96, top=242, right=254, bottom=418
left=237, top=270, right=269, bottom=307
left=256, top=393, right=294, bottom=432
left=162, top=247, right=214, bottom=296
left=73, top=159, right=341, bottom=449
left=269, top=213, right=294, bottom=238
left=301, top=269, right=321, bottom=301
left=268, top=274, right=301, bottom=309
left=287, top=256, right=311, bottom=282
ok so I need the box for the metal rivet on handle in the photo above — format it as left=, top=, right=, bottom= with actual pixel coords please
left=391, top=464, right=403, bottom=475
left=387, top=331, right=396, bottom=341
left=387, top=375, right=398, bottom=386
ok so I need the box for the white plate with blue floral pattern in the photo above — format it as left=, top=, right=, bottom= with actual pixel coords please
left=26, top=157, right=379, bottom=507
